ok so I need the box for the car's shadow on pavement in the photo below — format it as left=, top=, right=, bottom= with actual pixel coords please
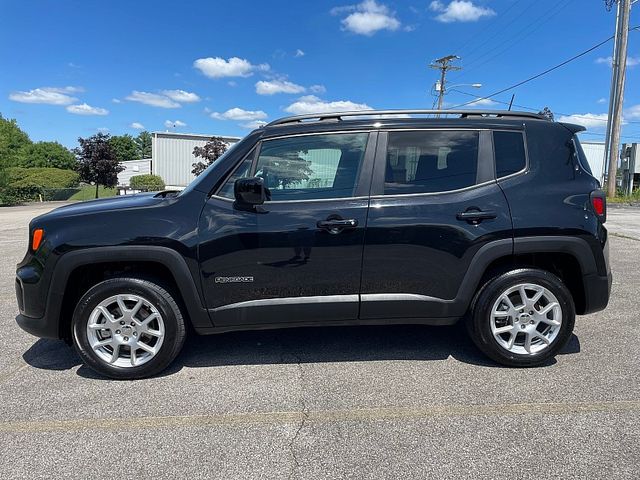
left=22, top=323, right=582, bottom=380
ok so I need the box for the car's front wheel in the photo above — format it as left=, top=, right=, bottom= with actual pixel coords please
left=72, top=277, right=186, bottom=379
left=468, top=268, right=575, bottom=367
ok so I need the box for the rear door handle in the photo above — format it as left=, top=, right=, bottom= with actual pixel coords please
left=456, top=210, right=497, bottom=224
left=317, top=218, right=358, bottom=233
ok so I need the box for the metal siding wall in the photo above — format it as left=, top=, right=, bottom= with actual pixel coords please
left=153, top=135, right=239, bottom=187
left=581, top=142, right=605, bottom=181
left=117, top=159, right=151, bottom=186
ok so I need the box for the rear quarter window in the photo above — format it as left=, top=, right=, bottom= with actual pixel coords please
left=493, top=131, right=526, bottom=178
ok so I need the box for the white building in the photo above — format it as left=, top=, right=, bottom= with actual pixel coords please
left=580, top=140, right=606, bottom=182
left=151, top=132, right=241, bottom=189
left=117, top=158, right=151, bottom=187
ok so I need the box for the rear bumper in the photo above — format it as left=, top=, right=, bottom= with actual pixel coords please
left=581, top=271, right=612, bottom=315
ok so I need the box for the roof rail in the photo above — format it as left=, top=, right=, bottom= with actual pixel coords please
left=265, top=109, right=546, bottom=127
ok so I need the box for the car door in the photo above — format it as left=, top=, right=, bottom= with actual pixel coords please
left=198, top=130, right=377, bottom=327
left=360, top=128, right=514, bottom=321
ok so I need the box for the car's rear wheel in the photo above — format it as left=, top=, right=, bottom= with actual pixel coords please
left=72, top=277, right=186, bottom=379
left=468, top=268, right=575, bottom=367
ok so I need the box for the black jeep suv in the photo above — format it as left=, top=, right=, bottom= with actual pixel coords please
left=16, top=110, right=612, bottom=379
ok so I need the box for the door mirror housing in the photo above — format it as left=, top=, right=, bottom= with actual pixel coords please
left=234, top=177, right=267, bottom=209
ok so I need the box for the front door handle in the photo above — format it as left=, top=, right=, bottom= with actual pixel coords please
left=456, top=209, right=497, bottom=224
left=317, top=218, right=358, bottom=234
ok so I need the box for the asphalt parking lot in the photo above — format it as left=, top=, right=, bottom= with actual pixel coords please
left=0, top=202, right=639, bottom=479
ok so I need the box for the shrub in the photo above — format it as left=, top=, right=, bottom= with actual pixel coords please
left=130, top=174, right=165, bottom=192
left=7, top=167, right=79, bottom=189
left=0, top=167, right=80, bottom=205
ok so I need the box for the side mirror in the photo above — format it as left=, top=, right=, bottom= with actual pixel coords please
left=234, top=177, right=267, bottom=209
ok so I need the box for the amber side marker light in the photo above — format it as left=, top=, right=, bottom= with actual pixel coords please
left=31, top=228, right=44, bottom=251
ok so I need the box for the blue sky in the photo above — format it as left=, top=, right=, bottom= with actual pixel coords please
left=1, top=0, right=639, bottom=148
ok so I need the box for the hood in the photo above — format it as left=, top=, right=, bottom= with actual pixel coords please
left=34, top=192, right=168, bottom=222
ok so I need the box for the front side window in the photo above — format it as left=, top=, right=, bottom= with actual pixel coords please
left=217, top=151, right=254, bottom=199
left=493, top=131, right=526, bottom=178
left=384, top=130, right=479, bottom=195
left=254, top=133, right=368, bottom=200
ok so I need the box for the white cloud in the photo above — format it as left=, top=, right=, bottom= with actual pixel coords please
left=211, top=108, right=268, bottom=121
left=8, top=86, right=82, bottom=105
left=112, top=98, right=122, bottom=103
left=625, top=105, right=640, bottom=120
left=284, top=95, right=372, bottom=114
left=335, top=0, right=401, bottom=36
left=595, top=56, right=640, bottom=67
left=295, top=49, right=305, bottom=57
left=125, top=91, right=181, bottom=108
left=557, top=113, right=611, bottom=130
left=597, top=97, right=607, bottom=104
left=309, top=84, right=327, bottom=94
left=164, top=120, right=187, bottom=128
left=466, top=97, right=497, bottom=106
left=130, top=122, right=145, bottom=130
left=97, top=127, right=110, bottom=133
left=66, top=103, right=109, bottom=115
left=161, top=89, right=201, bottom=103
left=429, top=1, right=496, bottom=23
left=255, top=79, right=306, bottom=95
left=193, top=56, right=270, bottom=78
left=241, top=120, right=268, bottom=129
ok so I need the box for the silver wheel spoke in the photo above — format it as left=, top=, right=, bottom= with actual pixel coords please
left=137, top=342, right=156, bottom=355
left=86, top=294, right=165, bottom=368
left=91, top=339, right=112, bottom=350
left=110, top=344, right=120, bottom=363
left=490, top=283, right=562, bottom=356
left=519, top=286, right=528, bottom=308
left=130, top=347, right=137, bottom=366
left=538, top=316, right=561, bottom=327
left=537, top=302, right=558, bottom=316
left=524, top=333, right=532, bottom=353
left=535, top=333, right=551, bottom=345
left=494, top=325, right=514, bottom=335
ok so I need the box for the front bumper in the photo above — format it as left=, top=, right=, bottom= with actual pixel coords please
left=16, top=313, right=59, bottom=339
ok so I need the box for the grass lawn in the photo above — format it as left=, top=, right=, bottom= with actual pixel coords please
left=69, top=186, right=117, bottom=201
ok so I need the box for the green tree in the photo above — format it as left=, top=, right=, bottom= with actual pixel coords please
left=136, top=131, right=152, bottom=158
left=109, top=134, right=140, bottom=162
left=18, top=141, right=77, bottom=170
left=192, top=136, right=228, bottom=176
left=74, top=133, right=124, bottom=198
left=0, top=113, right=31, bottom=167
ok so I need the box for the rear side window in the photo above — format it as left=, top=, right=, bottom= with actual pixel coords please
left=384, top=130, right=479, bottom=195
left=493, top=131, right=526, bottom=178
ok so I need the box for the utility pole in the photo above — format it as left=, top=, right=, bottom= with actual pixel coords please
left=605, top=0, right=631, bottom=197
left=430, top=55, right=462, bottom=114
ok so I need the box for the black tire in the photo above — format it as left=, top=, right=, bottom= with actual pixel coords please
left=72, top=277, right=186, bottom=380
left=467, top=268, right=575, bottom=367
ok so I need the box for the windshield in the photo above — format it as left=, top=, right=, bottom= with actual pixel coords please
left=178, top=140, right=243, bottom=196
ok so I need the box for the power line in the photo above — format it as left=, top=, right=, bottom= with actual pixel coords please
left=453, top=0, right=576, bottom=84
left=448, top=88, right=640, bottom=124
left=447, top=33, right=621, bottom=109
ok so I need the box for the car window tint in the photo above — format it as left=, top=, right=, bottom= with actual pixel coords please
left=384, top=130, right=479, bottom=195
left=254, top=133, right=368, bottom=201
left=493, top=131, right=526, bottom=178
left=217, top=150, right=255, bottom=199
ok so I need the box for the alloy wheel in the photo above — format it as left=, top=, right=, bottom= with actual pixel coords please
left=86, top=294, right=165, bottom=367
left=490, top=283, right=562, bottom=355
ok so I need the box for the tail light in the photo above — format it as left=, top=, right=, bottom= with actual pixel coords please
left=590, top=190, right=606, bottom=223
